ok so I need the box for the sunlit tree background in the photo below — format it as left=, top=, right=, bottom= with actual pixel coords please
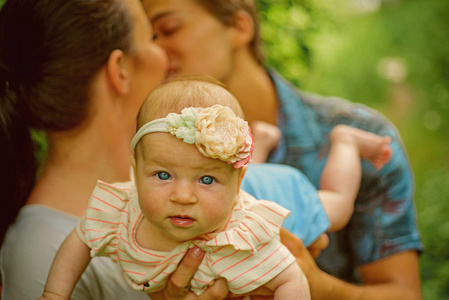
left=257, top=0, right=449, bottom=299
left=0, top=0, right=447, bottom=298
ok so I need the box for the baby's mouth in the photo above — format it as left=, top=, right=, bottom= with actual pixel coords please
left=169, top=215, right=195, bottom=228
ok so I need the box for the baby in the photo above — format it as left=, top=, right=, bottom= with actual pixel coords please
left=40, top=77, right=392, bottom=299
left=251, top=119, right=392, bottom=232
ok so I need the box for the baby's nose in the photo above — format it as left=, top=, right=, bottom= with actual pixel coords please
left=170, top=182, right=198, bottom=205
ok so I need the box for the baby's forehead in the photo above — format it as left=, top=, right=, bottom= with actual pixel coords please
left=136, top=134, right=235, bottom=171
left=138, top=81, right=243, bottom=125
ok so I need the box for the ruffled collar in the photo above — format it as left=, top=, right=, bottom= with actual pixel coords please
left=191, top=192, right=286, bottom=253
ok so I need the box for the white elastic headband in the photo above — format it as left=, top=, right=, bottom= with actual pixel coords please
left=131, top=118, right=169, bottom=151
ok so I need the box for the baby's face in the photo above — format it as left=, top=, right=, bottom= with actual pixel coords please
left=133, top=132, right=243, bottom=244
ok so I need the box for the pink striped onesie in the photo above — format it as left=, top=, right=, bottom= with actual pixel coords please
left=76, top=180, right=296, bottom=295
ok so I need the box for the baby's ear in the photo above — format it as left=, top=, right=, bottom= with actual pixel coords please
left=130, top=155, right=137, bottom=183
left=236, top=165, right=247, bottom=195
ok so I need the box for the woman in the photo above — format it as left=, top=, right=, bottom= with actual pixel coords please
left=0, top=0, right=327, bottom=299
left=0, top=0, right=231, bottom=298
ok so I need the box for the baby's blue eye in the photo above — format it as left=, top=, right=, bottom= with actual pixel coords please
left=200, top=176, right=215, bottom=185
left=157, top=172, right=171, bottom=180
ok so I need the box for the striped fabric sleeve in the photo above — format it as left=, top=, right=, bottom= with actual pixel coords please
left=76, top=180, right=131, bottom=260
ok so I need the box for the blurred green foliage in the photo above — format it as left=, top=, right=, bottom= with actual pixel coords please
left=257, top=0, right=329, bottom=85
left=257, top=0, right=449, bottom=299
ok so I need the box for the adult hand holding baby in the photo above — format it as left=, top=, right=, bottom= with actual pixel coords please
left=150, top=247, right=229, bottom=300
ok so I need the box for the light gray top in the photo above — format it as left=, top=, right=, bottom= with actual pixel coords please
left=1, top=204, right=148, bottom=300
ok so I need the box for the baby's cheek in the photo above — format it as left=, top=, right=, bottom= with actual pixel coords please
left=202, top=202, right=232, bottom=226
left=140, top=197, right=163, bottom=220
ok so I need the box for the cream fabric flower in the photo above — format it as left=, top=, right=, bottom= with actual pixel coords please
left=166, top=105, right=253, bottom=168
left=166, top=107, right=200, bottom=144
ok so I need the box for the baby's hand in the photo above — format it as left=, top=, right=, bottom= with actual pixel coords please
left=250, top=121, right=281, bottom=163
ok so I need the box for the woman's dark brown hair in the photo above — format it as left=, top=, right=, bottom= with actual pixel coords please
left=0, top=0, right=134, bottom=244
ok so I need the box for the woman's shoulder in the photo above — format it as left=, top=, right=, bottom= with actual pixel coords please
left=2, top=204, right=77, bottom=264
left=1, top=205, right=78, bottom=299
left=1, top=205, right=149, bottom=300
left=3, top=204, right=78, bottom=247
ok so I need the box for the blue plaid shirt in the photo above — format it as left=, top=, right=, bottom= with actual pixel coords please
left=263, top=70, right=422, bottom=281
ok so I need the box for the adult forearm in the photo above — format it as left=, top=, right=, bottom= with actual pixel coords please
left=311, top=271, right=421, bottom=300
left=280, top=229, right=422, bottom=300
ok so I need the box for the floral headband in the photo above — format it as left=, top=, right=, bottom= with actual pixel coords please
left=131, top=104, right=254, bottom=168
